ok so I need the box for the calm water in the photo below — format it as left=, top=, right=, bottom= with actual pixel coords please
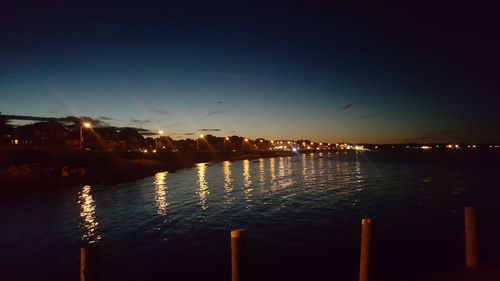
left=1, top=151, right=500, bottom=281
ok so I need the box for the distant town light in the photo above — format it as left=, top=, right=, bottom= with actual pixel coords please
left=245, top=138, right=249, bottom=142
left=225, top=137, right=229, bottom=140
left=199, top=134, right=204, bottom=138
left=158, top=130, right=164, bottom=135
left=83, top=122, right=91, bottom=128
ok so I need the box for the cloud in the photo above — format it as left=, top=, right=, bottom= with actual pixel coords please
left=146, top=106, right=170, bottom=116
left=217, top=101, right=223, bottom=104
left=184, top=132, right=195, bottom=136
left=95, top=116, right=114, bottom=126
left=129, top=118, right=151, bottom=125
left=341, top=104, right=353, bottom=110
left=98, top=116, right=114, bottom=121
left=203, top=110, right=223, bottom=117
left=2, top=114, right=99, bottom=125
left=198, top=128, right=222, bottom=132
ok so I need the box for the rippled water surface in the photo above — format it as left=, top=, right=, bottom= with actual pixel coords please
left=1, top=151, right=500, bottom=281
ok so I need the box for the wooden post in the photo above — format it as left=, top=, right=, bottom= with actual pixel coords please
left=464, top=206, right=478, bottom=269
left=231, top=229, right=247, bottom=281
left=359, top=218, right=373, bottom=281
left=80, top=246, right=100, bottom=281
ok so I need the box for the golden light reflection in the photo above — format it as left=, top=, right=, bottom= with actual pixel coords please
left=318, top=152, right=325, bottom=177
left=196, top=163, right=209, bottom=210
left=355, top=155, right=363, bottom=189
left=223, top=161, right=233, bottom=206
left=285, top=157, right=294, bottom=187
left=302, top=153, right=308, bottom=182
left=259, top=158, right=265, bottom=187
left=154, top=172, right=168, bottom=215
left=223, top=161, right=233, bottom=194
left=278, top=157, right=285, bottom=178
left=78, top=185, right=101, bottom=244
left=243, top=159, right=253, bottom=205
left=309, top=153, right=316, bottom=176
left=269, top=158, right=276, bottom=190
left=275, top=156, right=293, bottom=189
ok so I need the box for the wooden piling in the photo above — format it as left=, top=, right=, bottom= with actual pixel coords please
left=80, top=246, right=100, bottom=281
left=231, top=229, right=247, bottom=281
left=359, top=218, right=373, bottom=281
left=464, top=206, right=478, bottom=269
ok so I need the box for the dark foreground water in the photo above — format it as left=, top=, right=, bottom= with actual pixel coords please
left=1, top=150, right=500, bottom=281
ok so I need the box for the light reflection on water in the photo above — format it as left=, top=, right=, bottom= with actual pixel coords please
left=1, top=151, right=493, bottom=281
left=302, top=153, right=308, bottom=183
left=78, top=185, right=101, bottom=244
left=269, top=158, right=276, bottom=190
left=243, top=159, right=253, bottom=206
left=223, top=161, right=233, bottom=206
left=196, top=163, right=209, bottom=210
left=259, top=158, right=265, bottom=188
left=154, top=172, right=168, bottom=215
left=309, top=153, right=316, bottom=177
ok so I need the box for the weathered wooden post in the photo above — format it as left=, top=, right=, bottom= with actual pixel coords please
left=464, top=206, right=478, bottom=269
left=231, top=229, right=247, bottom=281
left=359, top=218, right=373, bottom=281
left=80, top=246, right=100, bottom=281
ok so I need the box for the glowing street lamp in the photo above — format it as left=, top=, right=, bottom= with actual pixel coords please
left=197, top=134, right=204, bottom=152
left=223, top=136, right=230, bottom=152
left=156, top=130, right=164, bottom=150
left=242, top=138, right=249, bottom=151
left=80, top=122, right=91, bottom=149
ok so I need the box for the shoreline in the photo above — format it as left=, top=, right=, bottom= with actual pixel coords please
left=0, top=147, right=299, bottom=193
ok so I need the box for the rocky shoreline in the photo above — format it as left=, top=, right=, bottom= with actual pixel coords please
left=0, top=147, right=296, bottom=193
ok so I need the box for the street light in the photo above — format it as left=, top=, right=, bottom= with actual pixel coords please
left=80, top=122, right=91, bottom=149
left=242, top=138, right=249, bottom=151
left=156, top=130, right=164, bottom=150
left=224, top=136, right=230, bottom=152
left=197, top=134, right=204, bottom=152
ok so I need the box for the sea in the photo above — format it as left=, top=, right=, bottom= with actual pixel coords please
left=1, top=150, right=500, bottom=281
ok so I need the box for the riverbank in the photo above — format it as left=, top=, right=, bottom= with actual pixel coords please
left=0, top=146, right=297, bottom=193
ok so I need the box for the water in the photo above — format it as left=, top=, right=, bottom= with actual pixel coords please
left=1, top=151, right=500, bottom=281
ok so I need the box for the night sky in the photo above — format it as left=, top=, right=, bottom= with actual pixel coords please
left=1, top=1, right=499, bottom=143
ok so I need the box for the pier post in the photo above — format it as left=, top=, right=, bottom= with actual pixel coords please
left=80, top=246, right=100, bottom=281
left=464, top=206, right=478, bottom=269
left=231, top=229, right=247, bottom=281
left=359, top=218, right=373, bottom=281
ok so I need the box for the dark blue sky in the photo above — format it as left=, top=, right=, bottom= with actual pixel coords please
left=1, top=2, right=499, bottom=143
